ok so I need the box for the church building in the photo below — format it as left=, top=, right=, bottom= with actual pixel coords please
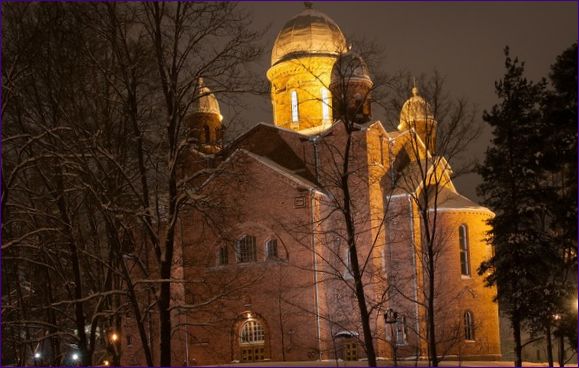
left=123, top=4, right=501, bottom=365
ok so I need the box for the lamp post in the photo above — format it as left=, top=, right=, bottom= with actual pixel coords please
left=108, top=330, right=121, bottom=366
left=384, top=308, right=399, bottom=367
left=33, top=352, right=41, bottom=366
left=71, top=352, right=80, bottom=367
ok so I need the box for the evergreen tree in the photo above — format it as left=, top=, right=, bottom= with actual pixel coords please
left=477, top=47, right=550, bottom=367
left=541, top=43, right=578, bottom=364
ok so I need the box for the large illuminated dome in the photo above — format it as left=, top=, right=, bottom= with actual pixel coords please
left=270, top=5, right=347, bottom=65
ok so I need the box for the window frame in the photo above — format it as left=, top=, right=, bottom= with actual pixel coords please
left=321, top=87, right=331, bottom=121
left=464, top=310, right=475, bottom=341
left=265, top=238, right=278, bottom=260
left=459, top=224, right=471, bottom=277
left=239, top=319, right=265, bottom=345
left=291, top=90, right=299, bottom=125
left=236, top=235, right=257, bottom=263
left=217, top=245, right=229, bottom=266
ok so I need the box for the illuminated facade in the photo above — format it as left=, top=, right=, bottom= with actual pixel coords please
left=122, top=5, right=500, bottom=365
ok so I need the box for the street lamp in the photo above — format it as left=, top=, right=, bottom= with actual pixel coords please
left=384, top=308, right=399, bottom=366
left=33, top=352, right=41, bottom=366
left=110, top=332, right=119, bottom=343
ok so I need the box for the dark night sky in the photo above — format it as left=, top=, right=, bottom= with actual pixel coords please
left=236, top=1, right=577, bottom=201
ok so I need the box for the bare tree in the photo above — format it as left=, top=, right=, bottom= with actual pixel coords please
left=382, top=72, right=482, bottom=366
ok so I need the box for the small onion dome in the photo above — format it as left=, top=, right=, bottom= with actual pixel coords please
left=398, top=86, right=434, bottom=131
left=330, top=51, right=373, bottom=88
left=191, top=78, right=222, bottom=121
left=271, top=5, right=347, bottom=66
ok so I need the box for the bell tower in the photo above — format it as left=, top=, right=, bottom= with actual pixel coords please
left=398, top=86, right=437, bottom=153
left=186, top=78, right=223, bottom=154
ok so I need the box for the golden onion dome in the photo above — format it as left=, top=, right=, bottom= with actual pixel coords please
left=191, top=78, right=222, bottom=121
left=271, top=4, right=348, bottom=66
left=398, top=87, right=435, bottom=131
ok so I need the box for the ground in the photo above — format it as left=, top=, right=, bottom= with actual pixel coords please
left=211, top=360, right=573, bottom=367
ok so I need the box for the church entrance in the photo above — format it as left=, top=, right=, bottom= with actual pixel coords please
left=239, top=319, right=266, bottom=362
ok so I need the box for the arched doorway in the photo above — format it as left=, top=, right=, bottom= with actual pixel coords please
left=239, top=319, right=266, bottom=362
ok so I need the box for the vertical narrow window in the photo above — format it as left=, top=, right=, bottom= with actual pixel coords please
left=218, top=246, right=228, bottom=265
left=204, top=125, right=211, bottom=143
left=237, top=235, right=257, bottom=263
left=464, top=311, right=475, bottom=340
left=266, top=239, right=278, bottom=260
left=344, top=247, right=353, bottom=279
left=395, top=315, right=408, bottom=345
left=379, top=136, right=384, bottom=165
left=321, top=88, right=331, bottom=121
left=291, top=90, right=299, bottom=124
left=459, top=224, right=470, bottom=276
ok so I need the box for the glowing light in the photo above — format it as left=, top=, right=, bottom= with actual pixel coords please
left=553, top=314, right=562, bottom=321
left=103, top=360, right=110, bottom=366
left=110, top=332, right=119, bottom=342
left=246, top=312, right=252, bottom=319
left=72, top=353, right=79, bottom=361
left=34, top=352, right=41, bottom=359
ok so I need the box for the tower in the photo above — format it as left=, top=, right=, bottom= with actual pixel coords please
left=398, top=86, right=437, bottom=153
left=186, top=78, right=223, bottom=154
left=330, top=51, right=373, bottom=124
left=266, top=3, right=348, bottom=134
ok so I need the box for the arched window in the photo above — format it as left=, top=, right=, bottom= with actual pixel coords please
left=464, top=311, right=475, bottom=340
left=240, top=320, right=265, bottom=344
left=459, top=224, right=470, bottom=276
left=237, top=235, right=257, bottom=263
left=291, top=90, right=299, bottom=124
left=239, top=319, right=266, bottom=362
left=321, top=88, right=331, bottom=121
left=265, top=239, right=278, bottom=260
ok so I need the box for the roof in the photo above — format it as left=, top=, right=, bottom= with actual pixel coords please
left=271, top=7, right=347, bottom=65
left=221, top=123, right=317, bottom=184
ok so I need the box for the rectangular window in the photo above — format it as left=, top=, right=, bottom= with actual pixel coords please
left=459, top=225, right=470, bottom=276
left=344, top=247, right=354, bottom=280
left=379, top=136, right=384, bottom=165
left=321, top=88, right=331, bottom=121
left=291, top=90, right=299, bottom=124
left=218, top=246, right=228, bottom=265
left=395, top=316, right=408, bottom=345
left=266, top=239, right=278, bottom=259
left=237, top=236, right=257, bottom=263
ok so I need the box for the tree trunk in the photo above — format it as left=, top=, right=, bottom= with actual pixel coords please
left=159, top=261, right=172, bottom=367
left=513, top=315, right=523, bottom=367
left=546, top=323, right=554, bottom=367
left=557, top=333, right=565, bottom=367
left=427, top=245, right=438, bottom=367
left=341, top=133, right=377, bottom=367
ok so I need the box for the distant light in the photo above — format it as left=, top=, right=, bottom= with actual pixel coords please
left=553, top=314, right=562, bottom=321
left=72, top=353, right=79, bottom=361
left=110, top=332, right=119, bottom=342
left=103, top=360, right=110, bottom=366
left=34, top=352, right=41, bottom=359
